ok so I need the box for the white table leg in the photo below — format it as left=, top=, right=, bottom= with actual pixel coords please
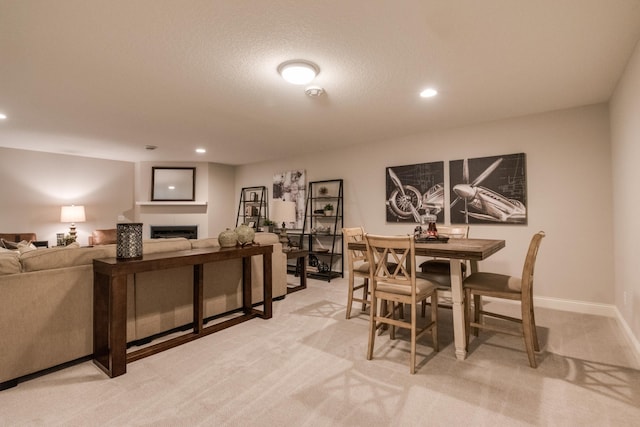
left=450, top=258, right=467, bottom=360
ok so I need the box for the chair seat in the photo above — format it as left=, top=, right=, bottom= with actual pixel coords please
left=416, top=271, right=452, bottom=289
left=463, top=272, right=522, bottom=296
left=354, top=262, right=371, bottom=274
left=420, top=259, right=467, bottom=275
left=376, top=277, right=436, bottom=296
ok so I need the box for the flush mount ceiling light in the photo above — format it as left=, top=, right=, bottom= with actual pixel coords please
left=278, top=60, right=319, bottom=85
left=0, top=113, right=7, bottom=120
left=420, top=88, right=438, bottom=98
left=195, top=148, right=206, bottom=154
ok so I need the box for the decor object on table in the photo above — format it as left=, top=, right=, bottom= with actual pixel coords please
left=385, top=162, right=444, bottom=224
left=218, top=228, right=238, bottom=248
left=449, top=153, right=527, bottom=224
left=272, top=199, right=296, bottom=249
left=262, top=219, right=276, bottom=233
left=56, top=233, right=65, bottom=246
left=60, top=205, right=86, bottom=242
left=116, top=223, right=143, bottom=260
left=151, top=167, right=195, bottom=201
left=235, top=224, right=255, bottom=246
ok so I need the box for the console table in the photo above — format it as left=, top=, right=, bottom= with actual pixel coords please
left=93, top=245, right=273, bottom=378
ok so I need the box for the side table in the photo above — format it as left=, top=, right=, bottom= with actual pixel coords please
left=284, top=248, right=308, bottom=294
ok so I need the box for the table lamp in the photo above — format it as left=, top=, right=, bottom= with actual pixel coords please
left=271, top=199, right=296, bottom=249
left=60, top=205, right=86, bottom=241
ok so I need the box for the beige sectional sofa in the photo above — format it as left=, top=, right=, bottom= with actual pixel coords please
left=0, top=233, right=286, bottom=389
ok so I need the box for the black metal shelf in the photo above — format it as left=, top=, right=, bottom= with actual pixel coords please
left=299, top=179, right=344, bottom=282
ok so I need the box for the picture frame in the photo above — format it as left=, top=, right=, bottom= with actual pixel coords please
left=151, top=167, right=196, bottom=201
left=247, top=221, right=256, bottom=228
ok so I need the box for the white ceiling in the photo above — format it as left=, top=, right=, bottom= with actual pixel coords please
left=1, top=0, right=640, bottom=165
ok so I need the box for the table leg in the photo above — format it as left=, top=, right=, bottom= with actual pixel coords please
left=450, top=258, right=467, bottom=360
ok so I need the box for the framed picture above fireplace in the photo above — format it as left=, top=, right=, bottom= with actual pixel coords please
left=151, top=167, right=196, bottom=201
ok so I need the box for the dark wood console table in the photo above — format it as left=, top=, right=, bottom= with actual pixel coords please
left=93, top=245, right=273, bottom=378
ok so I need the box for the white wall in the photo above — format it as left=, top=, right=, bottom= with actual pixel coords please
left=235, top=104, right=614, bottom=309
left=0, top=147, right=134, bottom=246
left=610, top=39, right=640, bottom=345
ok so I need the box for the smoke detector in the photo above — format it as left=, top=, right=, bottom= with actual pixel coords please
left=305, top=86, right=325, bottom=97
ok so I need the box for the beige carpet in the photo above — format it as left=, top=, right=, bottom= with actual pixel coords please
left=1, top=277, right=639, bottom=426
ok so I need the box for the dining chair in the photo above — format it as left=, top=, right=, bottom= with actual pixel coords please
left=365, top=234, right=438, bottom=374
left=418, top=225, right=469, bottom=315
left=463, top=231, right=545, bottom=368
left=342, top=227, right=371, bottom=319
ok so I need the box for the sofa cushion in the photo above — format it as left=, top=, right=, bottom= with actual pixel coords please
left=0, top=251, right=21, bottom=275
left=143, top=237, right=191, bottom=254
left=20, top=245, right=116, bottom=272
left=92, top=229, right=117, bottom=245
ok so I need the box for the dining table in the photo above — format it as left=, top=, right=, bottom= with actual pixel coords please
left=348, top=237, right=505, bottom=360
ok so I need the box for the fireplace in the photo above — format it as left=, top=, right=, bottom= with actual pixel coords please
left=150, top=225, right=198, bottom=240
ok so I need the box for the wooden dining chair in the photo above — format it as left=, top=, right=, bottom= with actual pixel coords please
left=342, top=227, right=371, bottom=319
left=365, top=234, right=438, bottom=374
left=418, top=225, right=469, bottom=315
left=463, top=231, right=545, bottom=368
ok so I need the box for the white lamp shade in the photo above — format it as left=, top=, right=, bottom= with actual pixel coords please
left=60, top=205, right=86, bottom=223
left=271, top=200, right=296, bottom=226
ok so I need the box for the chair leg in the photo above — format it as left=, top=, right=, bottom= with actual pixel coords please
left=431, top=291, right=438, bottom=352
left=421, top=299, right=426, bottom=317
left=530, top=303, right=540, bottom=352
left=472, top=294, right=481, bottom=337
left=522, top=301, right=538, bottom=368
left=410, top=301, right=417, bottom=374
left=367, top=293, right=378, bottom=360
left=361, top=278, right=369, bottom=312
left=346, top=274, right=355, bottom=319
left=464, top=288, right=471, bottom=348
left=390, top=302, right=396, bottom=340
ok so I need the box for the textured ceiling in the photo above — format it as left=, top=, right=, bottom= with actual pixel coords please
left=1, top=0, right=640, bottom=165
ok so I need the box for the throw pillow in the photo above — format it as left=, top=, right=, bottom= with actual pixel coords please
left=17, top=240, right=37, bottom=254
left=92, top=229, right=117, bottom=245
left=1, top=239, right=21, bottom=250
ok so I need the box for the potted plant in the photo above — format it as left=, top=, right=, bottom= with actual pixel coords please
left=324, top=203, right=334, bottom=216
left=318, top=186, right=329, bottom=196
left=262, top=218, right=276, bottom=233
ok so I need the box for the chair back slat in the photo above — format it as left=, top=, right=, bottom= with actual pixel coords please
left=343, top=227, right=368, bottom=265
left=520, top=231, right=545, bottom=297
left=365, top=234, right=417, bottom=292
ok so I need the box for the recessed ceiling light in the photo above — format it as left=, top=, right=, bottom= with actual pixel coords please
left=420, top=88, right=438, bottom=98
left=0, top=113, right=7, bottom=120
left=195, top=148, right=206, bottom=154
left=278, top=60, right=319, bottom=85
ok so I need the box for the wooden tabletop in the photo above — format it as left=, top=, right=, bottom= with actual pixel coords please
left=348, top=238, right=505, bottom=261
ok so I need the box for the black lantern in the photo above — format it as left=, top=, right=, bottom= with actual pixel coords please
left=116, top=223, right=143, bottom=260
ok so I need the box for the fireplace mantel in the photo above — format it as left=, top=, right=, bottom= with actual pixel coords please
left=136, top=201, right=207, bottom=206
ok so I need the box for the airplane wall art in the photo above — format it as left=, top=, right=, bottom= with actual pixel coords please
left=385, top=161, right=445, bottom=223
left=449, top=153, right=527, bottom=224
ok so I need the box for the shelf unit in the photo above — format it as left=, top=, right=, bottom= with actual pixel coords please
left=299, top=179, right=343, bottom=282
left=236, top=186, right=268, bottom=230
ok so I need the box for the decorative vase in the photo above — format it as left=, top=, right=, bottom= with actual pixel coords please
left=235, top=224, right=255, bottom=246
left=218, top=228, right=238, bottom=248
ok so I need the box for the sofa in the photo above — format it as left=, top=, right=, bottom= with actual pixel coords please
left=0, top=232, right=286, bottom=389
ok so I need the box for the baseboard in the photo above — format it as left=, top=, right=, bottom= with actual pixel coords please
left=532, top=295, right=617, bottom=317
left=613, top=306, right=640, bottom=366
left=485, top=295, right=640, bottom=363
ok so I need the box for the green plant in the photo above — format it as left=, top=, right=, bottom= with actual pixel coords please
left=263, top=218, right=276, bottom=226
left=324, top=203, right=334, bottom=211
